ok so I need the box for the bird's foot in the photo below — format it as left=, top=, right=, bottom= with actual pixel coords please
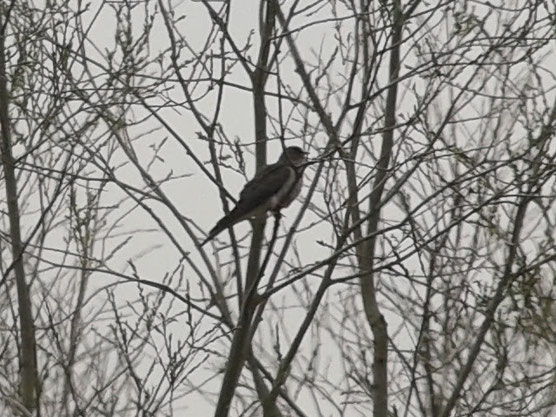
left=272, top=210, right=282, bottom=221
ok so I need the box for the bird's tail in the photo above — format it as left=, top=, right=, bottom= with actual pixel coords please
left=200, top=208, right=245, bottom=246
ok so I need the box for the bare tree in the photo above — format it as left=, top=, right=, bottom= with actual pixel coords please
left=1, top=0, right=554, bottom=416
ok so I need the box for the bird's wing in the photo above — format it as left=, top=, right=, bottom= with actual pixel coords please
left=200, top=163, right=293, bottom=246
left=236, top=163, right=293, bottom=213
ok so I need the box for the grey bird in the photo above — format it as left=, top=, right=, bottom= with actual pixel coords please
left=201, top=146, right=308, bottom=246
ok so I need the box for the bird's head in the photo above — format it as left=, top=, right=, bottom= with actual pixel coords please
left=279, top=146, right=309, bottom=166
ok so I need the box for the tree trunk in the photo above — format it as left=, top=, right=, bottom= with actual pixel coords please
left=0, top=11, right=40, bottom=413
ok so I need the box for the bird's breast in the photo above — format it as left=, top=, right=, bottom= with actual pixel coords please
left=269, top=168, right=303, bottom=210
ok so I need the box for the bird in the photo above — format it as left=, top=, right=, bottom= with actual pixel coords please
left=201, top=146, right=308, bottom=246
